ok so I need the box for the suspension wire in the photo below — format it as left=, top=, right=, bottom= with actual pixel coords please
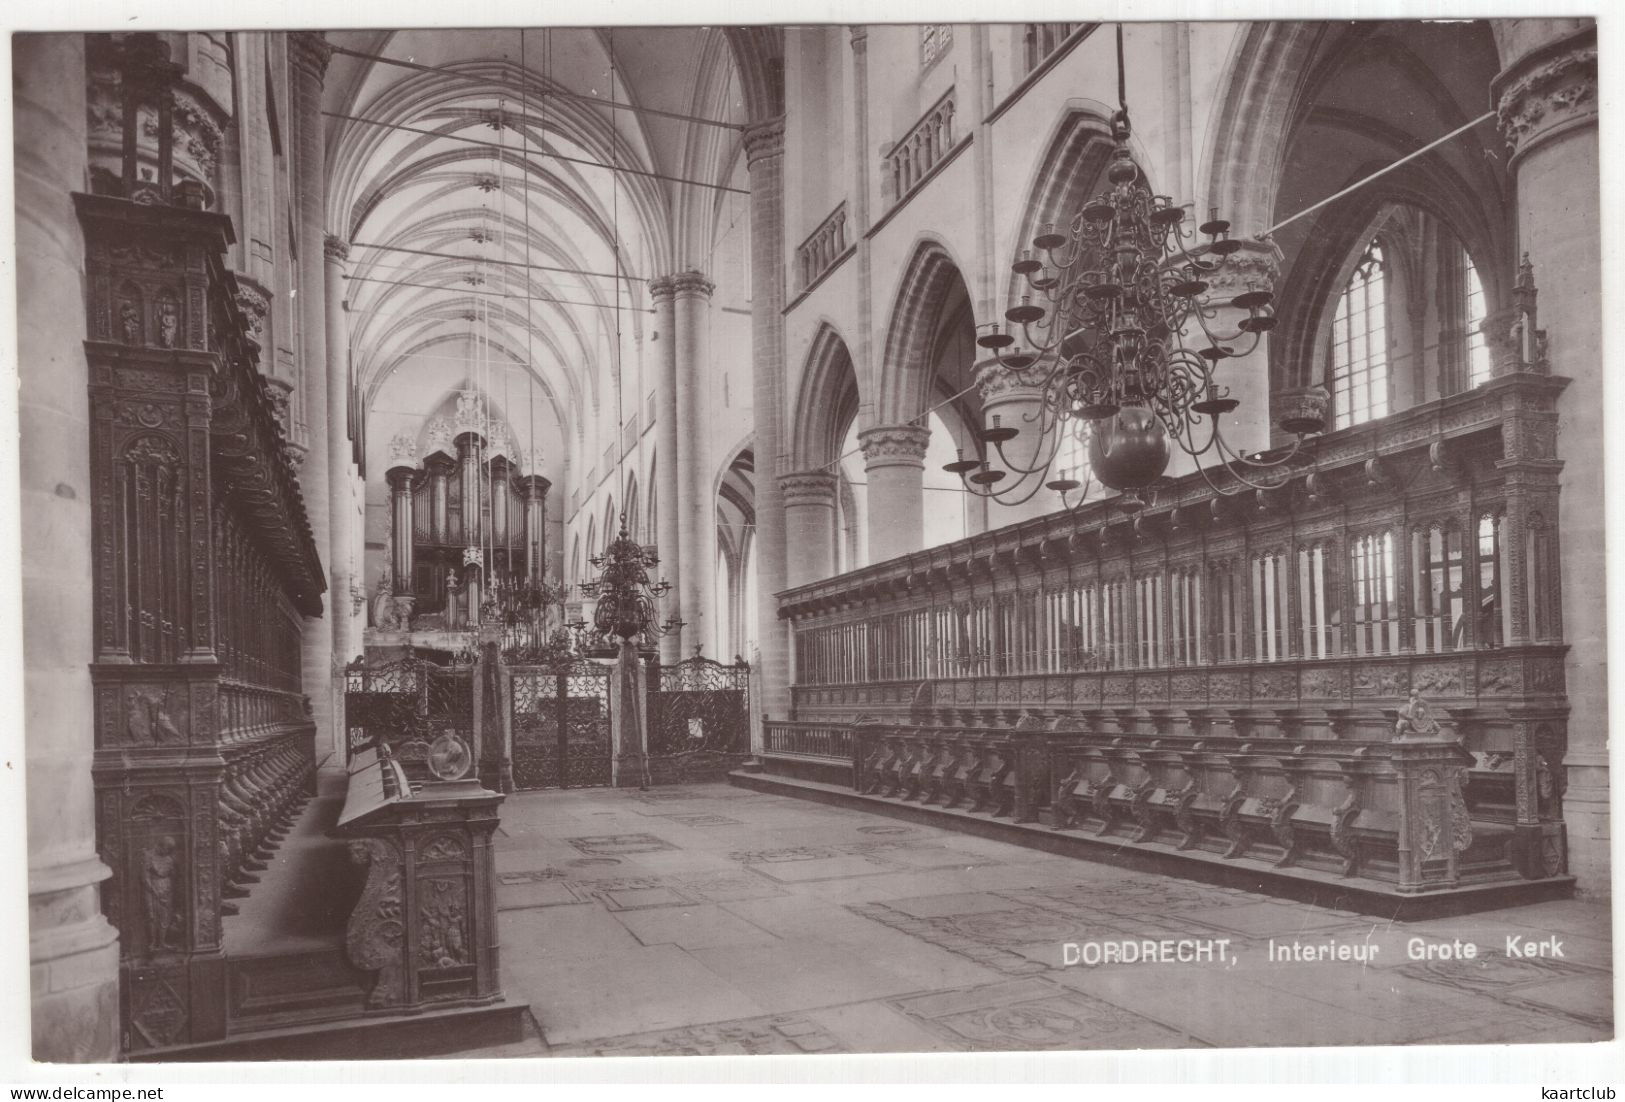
left=350, top=240, right=644, bottom=284
left=344, top=273, right=654, bottom=313
left=609, top=30, right=627, bottom=523
left=328, top=43, right=745, bottom=133
left=322, top=109, right=751, bottom=195
left=1115, top=23, right=1127, bottom=117
left=1257, top=110, right=1496, bottom=240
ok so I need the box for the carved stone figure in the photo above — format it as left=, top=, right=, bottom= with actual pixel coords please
left=120, top=301, right=140, bottom=344
left=158, top=303, right=178, bottom=348
left=141, top=835, right=181, bottom=953
left=1394, top=692, right=1441, bottom=741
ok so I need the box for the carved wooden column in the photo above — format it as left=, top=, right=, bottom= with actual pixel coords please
left=648, top=275, right=682, bottom=663
left=19, top=30, right=122, bottom=1063
left=517, top=474, right=551, bottom=581
left=288, top=30, right=335, bottom=755
left=780, top=470, right=839, bottom=587
left=859, top=423, right=931, bottom=564
left=745, top=117, right=790, bottom=729
left=1494, top=21, right=1603, bottom=890
left=386, top=463, right=417, bottom=595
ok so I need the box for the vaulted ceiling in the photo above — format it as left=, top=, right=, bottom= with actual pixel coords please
left=320, top=28, right=754, bottom=480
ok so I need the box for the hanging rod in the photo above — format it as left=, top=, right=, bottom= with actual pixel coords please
left=346, top=273, right=655, bottom=313
left=1257, top=110, right=1496, bottom=239
left=327, top=43, right=746, bottom=133
left=323, top=109, right=751, bottom=195
left=351, top=239, right=645, bottom=282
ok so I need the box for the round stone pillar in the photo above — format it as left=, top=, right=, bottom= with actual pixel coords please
left=323, top=233, right=354, bottom=667
left=859, top=424, right=931, bottom=564
left=745, top=117, right=790, bottom=727
left=17, top=30, right=122, bottom=1062
left=648, top=276, right=682, bottom=662
left=780, top=470, right=840, bottom=587
left=1195, top=239, right=1280, bottom=463
left=974, top=357, right=1059, bottom=527
left=1493, top=23, right=1604, bottom=891
left=673, top=271, right=716, bottom=654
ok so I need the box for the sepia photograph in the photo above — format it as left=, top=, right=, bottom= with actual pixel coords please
left=5, top=5, right=1615, bottom=1073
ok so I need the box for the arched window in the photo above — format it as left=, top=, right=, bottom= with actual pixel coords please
left=1331, top=240, right=1389, bottom=430
left=1464, top=253, right=1492, bottom=387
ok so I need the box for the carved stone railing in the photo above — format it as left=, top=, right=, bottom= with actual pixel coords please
left=764, top=720, right=854, bottom=762
left=796, top=202, right=849, bottom=290
left=851, top=712, right=1511, bottom=893
left=883, top=88, right=957, bottom=205
left=781, top=371, right=1572, bottom=881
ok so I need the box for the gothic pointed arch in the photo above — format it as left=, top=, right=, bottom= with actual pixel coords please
left=789, top=323, right=861, bottom=471
left=877, top=237, right=978, bottom=426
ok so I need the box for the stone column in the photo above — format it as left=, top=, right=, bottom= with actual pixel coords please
left=324, top=233, right=354, bottom=667
left=648, top=276, right=682, bottom=662
left=673, top=270, right=716, bottom=653
left=386, top=464, right=416, bottom=594
left=745, top=118, right=790, bottom=727
left=780, top=470, right=840, bottom=587
left=17, top=31, right=121, bottom=1062
left=1494, top=22, right=1605, bottom=892
left=517, top=474, right=551, bottom=581
left=288, top=30, right=334, bottom=756
left=1193, top=238, right=1279, bottom=465
left=859, top=424, right=931, bottom=564
left=974, top=358, right=1057, bottom=527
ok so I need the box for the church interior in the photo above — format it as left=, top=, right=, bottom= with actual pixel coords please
left=10, top=18, right=1611, bottom=1063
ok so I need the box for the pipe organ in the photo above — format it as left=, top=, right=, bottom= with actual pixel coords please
left=383, top=413, right=550, bottom=629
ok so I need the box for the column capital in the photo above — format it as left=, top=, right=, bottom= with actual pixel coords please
left=859, top=423, right=931, bottom=469
left=778, top=469, right=839, bottom=508
left=974, top=355, right=1051, bottom=403
left=1493, top=26, right=1597, bottom=166
left=742, top=115, right=786, bottom=167
left=1201, top=237, right=1283, bottom=302
left=323, top=233, right=351, bottom=263
left=287, top=31, right=333, bottom=80
left=671, top=269, right=715, bottom=298
left=648, top=274, right=677, bottom=301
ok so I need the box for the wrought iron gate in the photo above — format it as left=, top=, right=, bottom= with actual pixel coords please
left=508, top=661, right=614, bottom=789
left=647, top=654, right=751, bottom=780
left=344, top=653, right=476, bottom=778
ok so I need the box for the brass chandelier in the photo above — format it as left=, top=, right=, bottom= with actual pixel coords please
left=950, top=25, right=1327, bottom=510
left=577, top=516, right=682, bottom=654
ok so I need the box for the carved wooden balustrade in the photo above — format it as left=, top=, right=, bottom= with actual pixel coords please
left=764, top=720, right=855, bottom=762
left=76, top=34, right=325, bottom=1053
left=848, top=713, right=1486, bottom=894
left=883, top=88, right=957, bottom=204
left=779, top=370, right=1571, bottom=884
left=796, top=202, right=849, bottom=290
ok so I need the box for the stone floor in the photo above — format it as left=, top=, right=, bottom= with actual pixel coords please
left=463, top=782, right=1612, bottom=1058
